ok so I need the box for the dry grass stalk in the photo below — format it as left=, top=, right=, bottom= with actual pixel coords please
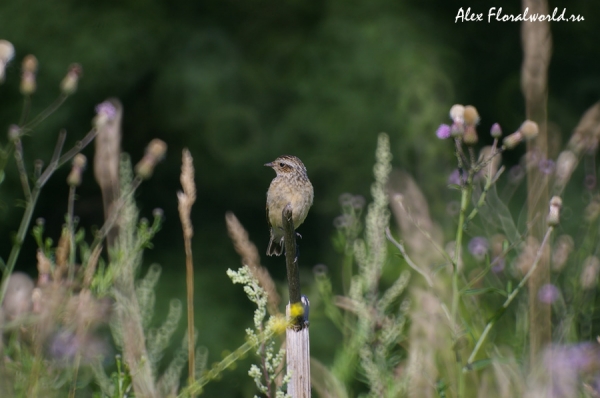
left=521, top=0, right=553, bottom=360
left=225, top=212, right=281, bottom=315
left=178, top=148, right=197, bottom=392
left=178, top=149, right=196, bottom=238
left=93, top=98, right=122, bottom=248
left=406, top=289, right=453, bottom=398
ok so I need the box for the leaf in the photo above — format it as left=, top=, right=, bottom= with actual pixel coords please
left=447, top=183, right=462, bottom=191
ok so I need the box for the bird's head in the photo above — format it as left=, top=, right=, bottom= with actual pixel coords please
left=264, top=155, right=307, bottom=177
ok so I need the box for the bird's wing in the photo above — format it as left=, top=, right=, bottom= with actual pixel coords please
left=266, top=204, right=272, bottom=229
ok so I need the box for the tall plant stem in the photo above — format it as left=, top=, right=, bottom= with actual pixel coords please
left=184, top=233, right=195, bottom=392
left=454, top=174, right=472, bottom=398
left=178, top=148, right=197, bottom=394
left=452, top=172, right=473, bottom=324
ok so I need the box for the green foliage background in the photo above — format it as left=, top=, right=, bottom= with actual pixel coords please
left=0, top=0, right=598, bottom=396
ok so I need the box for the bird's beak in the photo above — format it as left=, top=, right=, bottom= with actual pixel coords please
left=264, top=162, right=274, bottom=167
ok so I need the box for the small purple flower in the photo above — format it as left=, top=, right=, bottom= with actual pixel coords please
left=538, top=283, right=560, bottom=304
left=436, top=124, right=451, bottom=139
left=49, top=331, right=79, bottom=361
left=539, top=159, right=555, bottom=175
left=548, top=343, right=595, bottom=371
left=468, top=237, right=489, bottom=261
left=543, top=343, right=599, bottom=398
left=490, top=123, right=502, bottom=138
left=49, top=330, right=111, bottom=365
left=491, top=256, right=505, bottom=273
left=448, top=169, right=465, bottom=186
left=95, top=101, right=117, bottom=120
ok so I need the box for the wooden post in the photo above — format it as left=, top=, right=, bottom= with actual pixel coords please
left=282, top=204, right=311, bottom=397
left=286, top=303, right=311, bottom=398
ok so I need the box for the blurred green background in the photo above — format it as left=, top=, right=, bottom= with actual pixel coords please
left=1, top=0, right=598, bottom=395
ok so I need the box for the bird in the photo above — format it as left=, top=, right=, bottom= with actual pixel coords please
left=265, top=155, right=314, bottom=256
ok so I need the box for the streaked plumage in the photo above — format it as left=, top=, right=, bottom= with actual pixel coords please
left=265, top=155, right=314, bottom=256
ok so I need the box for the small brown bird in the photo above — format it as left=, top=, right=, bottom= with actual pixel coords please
left=265, top=155, right=314, bottom=256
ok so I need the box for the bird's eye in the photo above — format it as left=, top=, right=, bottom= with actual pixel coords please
left=279, top=162, right=285, bottom=167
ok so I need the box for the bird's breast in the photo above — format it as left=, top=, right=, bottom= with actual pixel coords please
left=267, top=177, right=313, bottom=229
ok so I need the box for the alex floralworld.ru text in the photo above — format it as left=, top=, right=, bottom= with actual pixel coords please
left=455, top=7, right=584, bottom=23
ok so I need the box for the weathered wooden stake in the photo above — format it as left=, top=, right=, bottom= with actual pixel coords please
left=282, top=204, right=311, bottom=397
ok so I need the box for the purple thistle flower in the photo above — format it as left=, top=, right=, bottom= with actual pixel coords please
left=49, top=330, right=111, bottom=365
left=539, top=159, right=556, bottom=175
left=95, top=101, right=117, bottom=120
left=448, top=169, right=465, bottom=186
left=468, top=237, right=489, bottom=261
left=491, top=256, right=505, bottom=273
left=436, top=124, right=451, bottom=139
left=542, top=342, right=600, bottom=398
left=538, top=283, right=560, bottom=304
left=490, top=123, right=502, bottom=138
left=546, top=343, right=596, bottom=372
left=49, top=331, right=79, bottom=361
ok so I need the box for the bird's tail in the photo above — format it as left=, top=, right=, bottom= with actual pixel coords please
left=267, top=236, right=284, bottom=256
